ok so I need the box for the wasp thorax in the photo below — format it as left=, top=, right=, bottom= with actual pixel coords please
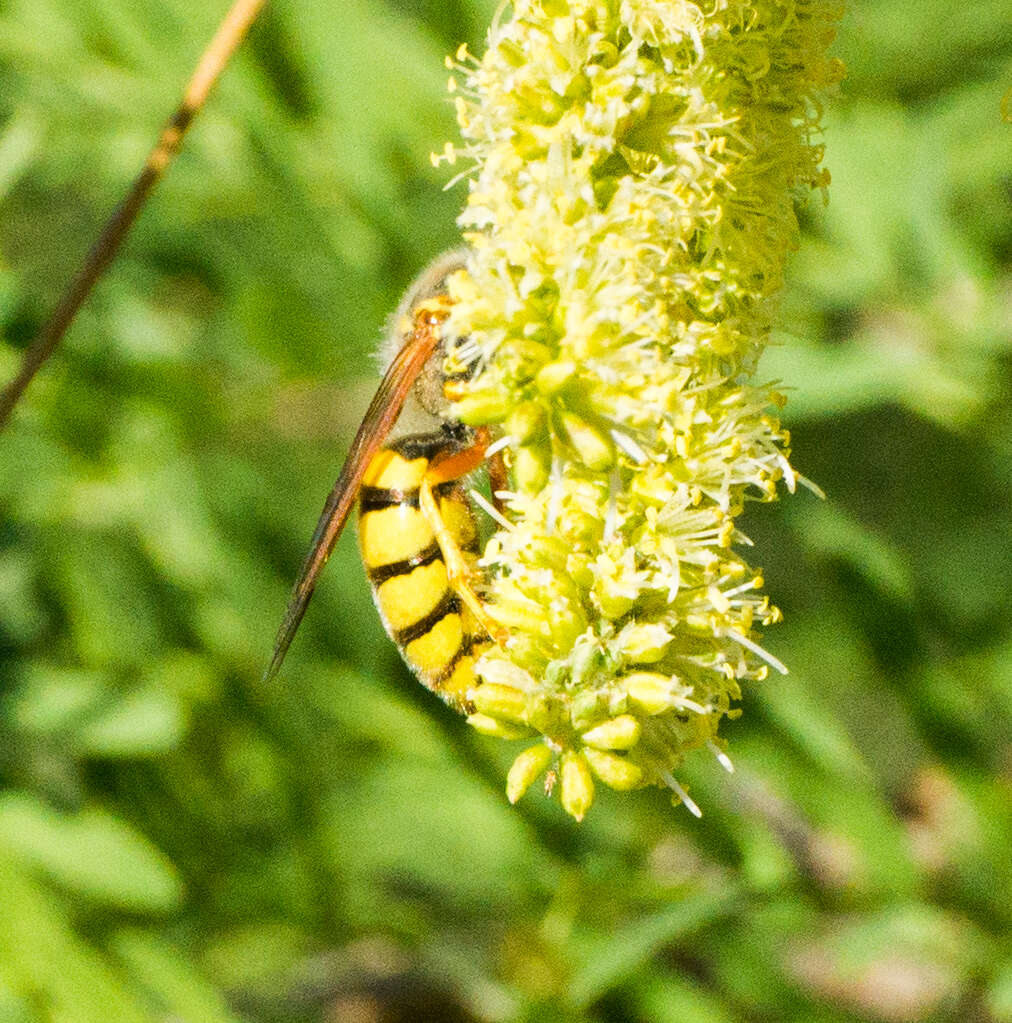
left=412, top=336, right=453, bottom=417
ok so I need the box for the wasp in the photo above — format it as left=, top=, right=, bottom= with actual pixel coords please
left=263, top=250, right=508, bottom=709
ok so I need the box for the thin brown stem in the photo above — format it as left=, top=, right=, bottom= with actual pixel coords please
left=0, top=0, right=268, bottom=432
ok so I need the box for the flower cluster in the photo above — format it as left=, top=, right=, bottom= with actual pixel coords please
left=435, top=0, right=843, bottom=820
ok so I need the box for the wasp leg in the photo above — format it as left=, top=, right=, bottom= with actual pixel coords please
left=418, top=429, right=509, bottom=646
left=487, top=446, right=509, bottom=516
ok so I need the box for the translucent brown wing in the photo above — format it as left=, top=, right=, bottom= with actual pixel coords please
left=262, top=320, right=441, bottom=682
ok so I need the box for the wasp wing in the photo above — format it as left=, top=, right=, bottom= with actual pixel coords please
left=263, top=322, right=441, bottom=683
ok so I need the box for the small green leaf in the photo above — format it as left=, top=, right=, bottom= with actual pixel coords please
left=76, top=687, right=186, bottom=757
left=627, top=966, right=737, bottom=1023
left=110, top=929, right=241, bottom=1023
left=567, top=889, right=740, bottom=1010
left=0, top=856, right=151, bottom=1023
left=0, top=794, right=183, bottom=912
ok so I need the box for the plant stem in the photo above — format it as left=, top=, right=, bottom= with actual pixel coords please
left=0, top=0, right=268, bottom=432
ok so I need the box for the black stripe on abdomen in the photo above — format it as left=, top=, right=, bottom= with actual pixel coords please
left=364, top=541, right=442, bottom=586
left=359, top=480, right=459, bottom=513
left=430, top=632, right=475, bottom=686
left=393, top=590, right=461, bottom=646
left=359, top=485, right=420, bottom=512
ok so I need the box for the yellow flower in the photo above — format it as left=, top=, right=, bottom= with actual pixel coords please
left=438, top=0, right=844, bottom=820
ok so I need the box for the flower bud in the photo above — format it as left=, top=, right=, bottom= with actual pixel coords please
left=506, top=402, right=546, bottom=444
left=470, top=683, right=528, bottom=724
left=466, top=714, right=534, bottom=740
left=581, top=714, right=641, bottom=751
left=514, top=445, right=550, bottom=492
left=560, top=752, right=594, bottom=822
left=622, top=672, right=675, bottom=715
left=616, top=623, right=671, bottom=663
left=559, top=411, right=615, bottom=471
left=583, top=748, right=643, bottom=791
left=451, top=390, right=513, bottom=424
left=593, top=579, right=636, bottom=620
left=535, top=359, right=578, bottom=395
left=506, top=744, right=553, bottom=803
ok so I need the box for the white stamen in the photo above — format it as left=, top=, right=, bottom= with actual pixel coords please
left=610, top=428, right=649, bottom=464
left=707, top=739, right=735, bottom=773
left=798, top=474, right=827, bottom=499
left=469, top=489, right=514, bottom=532
left=617, top=307, right=661, bottom=342
left=660, top=771, right=702, bottom=817
left=725, top=628, right=788, bottom=675
left=441, top=164, right=478, bottom=191
left=484, top=434, right=515, bottom=459
left=604, top=469, right=619, bottom=541
left=452, top=338, right=482, bottom=364
left=663, top=557, right=681, bottom=603
left=546, top=457, right=563, bottom=535
left=489, top=0, right=510, bottom=42
left=675, top=697, right=710, bottom=716
left=776, top=453, right=797, bottom=494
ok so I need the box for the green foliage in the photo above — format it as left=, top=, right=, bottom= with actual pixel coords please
left=1, top=1, right=1009, bottom=1021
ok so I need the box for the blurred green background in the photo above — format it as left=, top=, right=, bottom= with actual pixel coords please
left=1, top=1, right=1010, bottom=1021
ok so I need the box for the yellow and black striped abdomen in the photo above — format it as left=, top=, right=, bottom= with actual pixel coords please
left=358, top=434, right=488, bottom=708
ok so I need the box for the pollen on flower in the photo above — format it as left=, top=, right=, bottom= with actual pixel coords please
left=441, top=0, right=844, bottom=820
